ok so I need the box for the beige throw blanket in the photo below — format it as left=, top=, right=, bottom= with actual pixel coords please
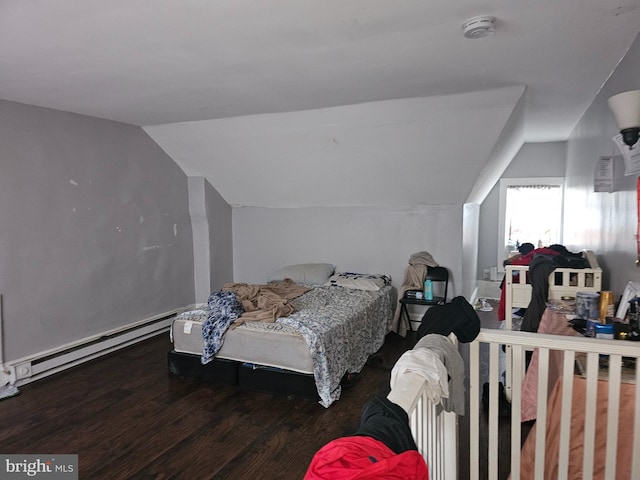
left=392, top=251, right=439, bottom=336
left=222, top=279, right=311, bottom=326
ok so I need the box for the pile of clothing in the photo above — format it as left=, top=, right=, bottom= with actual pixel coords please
left=498, top=244, right=589, bottom=332
left=304, top=396, right=429, bottom=479
left=392, top=251, right=439, bottom=336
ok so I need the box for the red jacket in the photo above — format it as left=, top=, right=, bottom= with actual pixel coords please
left=304, top=436, right=429, bottom=480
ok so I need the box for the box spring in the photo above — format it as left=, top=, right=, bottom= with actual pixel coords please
left=167, top=350, right=319, bottom=401
left=168, top=350, right=239, bottom=385
left=238, top=363, right=319, bottom=401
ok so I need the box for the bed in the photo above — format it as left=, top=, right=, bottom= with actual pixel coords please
left=167, top=264, right=397, bottom=408
left=503, top=249, right=602, bottom=330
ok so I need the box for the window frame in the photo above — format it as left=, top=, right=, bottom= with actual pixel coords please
left=497, top=177, right=565, bottom=270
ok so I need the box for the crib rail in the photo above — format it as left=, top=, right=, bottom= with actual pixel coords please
left=388, top=372, right=458, bottom=479
left=504, top=265, right=602, bottom=330
left=393, top=329, right=640, bottom=480
left=503, top=264, right=602, bottom=402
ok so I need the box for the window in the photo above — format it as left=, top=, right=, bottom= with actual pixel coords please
left=497, top=178, right=564, bottom=268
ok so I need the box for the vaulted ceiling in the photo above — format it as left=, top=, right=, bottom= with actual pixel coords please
left=2, top=1, right=639, bottom=207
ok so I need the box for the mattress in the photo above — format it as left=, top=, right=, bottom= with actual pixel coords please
left=172, top=316, right=314, bottom=374
left=170, top=285, right=397, bottom=407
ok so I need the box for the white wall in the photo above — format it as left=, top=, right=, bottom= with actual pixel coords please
left=0, top=100, right=195, bottom=361
left=463, top=203, right=480, bottom=298
left=146, top=86, right=525, bottom=209
left=189, top=177, right=212, bottom=301
left=233, top=205, right=463, bottom=298
left=204, top=180, right=234, bottom=294
left=189, top=177, right=234, bottom=302
left=563, top=32, right=640, bottom=295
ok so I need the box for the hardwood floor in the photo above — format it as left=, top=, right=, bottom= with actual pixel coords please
left=0, top=332, right=416, bottom=479
left=0, top=304, right=522, bottom=479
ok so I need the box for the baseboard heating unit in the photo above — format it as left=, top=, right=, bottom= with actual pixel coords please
left=0, top=307, right=186, bottom=388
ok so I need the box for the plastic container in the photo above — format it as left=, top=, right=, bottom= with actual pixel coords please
left=594, top=323, right=614, bottom=339
left=586, top=319, right=599, bottom=337
left=424, top=279, right=433, bottom=301
left=576, top=292, right=600, bottom=320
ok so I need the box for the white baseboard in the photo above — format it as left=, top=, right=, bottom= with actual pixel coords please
left=3, top=307, right=188, bottom=387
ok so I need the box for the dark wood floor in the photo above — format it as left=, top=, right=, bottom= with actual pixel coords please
left=0, top=302, right=524, bottom=479
left=0, top=331, right=417, bottom=479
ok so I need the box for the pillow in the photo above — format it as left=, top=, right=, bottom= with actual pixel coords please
left=325, top=272, right=392, bottom=291
left=267, top=263, right=336, bottom=286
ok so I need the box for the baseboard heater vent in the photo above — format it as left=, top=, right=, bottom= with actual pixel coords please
left=4, top=308, right=186, bottom=387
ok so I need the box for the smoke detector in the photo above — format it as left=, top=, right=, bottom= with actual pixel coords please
left=462, top=15, right=497, bottom=39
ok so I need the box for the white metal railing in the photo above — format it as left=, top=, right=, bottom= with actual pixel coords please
left=388, top=371, right=458, bottom=479
left=392, top=328, right=640, bottom=480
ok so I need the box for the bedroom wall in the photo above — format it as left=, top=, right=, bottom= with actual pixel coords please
left=462, top=202, right=480, bottom=299
left=189, top=177, right=211, bottom=301
left=205, top=179, right=234, bottom=295
left=188, top=177, right=233, bottom=302
left=232, top=204, right=463, bottom=298
left=562, top=32, right=640, bottom=296
left=477, top=141, right=567, bottom=278
left=0, top=99, right=195, bottom=361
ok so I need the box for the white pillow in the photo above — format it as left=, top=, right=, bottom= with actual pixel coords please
left=325, top=272, right=392, bottom=291
left=267, top=263, right=336, bottom=286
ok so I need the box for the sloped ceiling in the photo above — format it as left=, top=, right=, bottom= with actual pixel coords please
left=145, top=86, right=525, bottom=207
left=1, top=1, right=639, bottom=207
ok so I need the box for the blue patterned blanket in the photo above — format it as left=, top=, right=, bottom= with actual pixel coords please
left=201, top=291, right=244, bottom=364
left=279, top=285, right=396, bottom=407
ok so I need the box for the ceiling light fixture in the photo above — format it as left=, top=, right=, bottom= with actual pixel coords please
left=608, top=90, right=640, bottom=149
left=462, top=15, right=497, bottom=39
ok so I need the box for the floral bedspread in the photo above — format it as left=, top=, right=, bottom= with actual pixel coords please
left=278, top=285, right=396, bottom=407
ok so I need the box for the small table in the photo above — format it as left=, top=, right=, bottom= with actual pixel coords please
left=399, top=291, right=445, bottom=332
